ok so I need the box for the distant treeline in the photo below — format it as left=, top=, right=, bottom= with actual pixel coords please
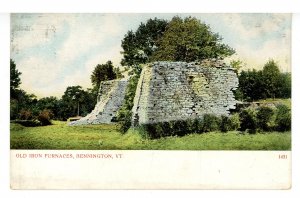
left=235, top=59, right=291, bottom=101
left=10, top=59, right=122, bottom=122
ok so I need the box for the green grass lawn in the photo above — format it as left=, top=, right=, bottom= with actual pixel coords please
left=10, top=121, right=291, bottom=150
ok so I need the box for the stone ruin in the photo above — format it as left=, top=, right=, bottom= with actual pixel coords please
left=132, top=61, right=239, bottom=125
left=69, top=79, right=128, bottom=125
left=69, top=60, right=239, bottom=126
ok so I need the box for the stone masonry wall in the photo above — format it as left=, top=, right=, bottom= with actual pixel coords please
left=69, top=79, right=128, bottom=125
left=132, top=60, right=239, bottom=125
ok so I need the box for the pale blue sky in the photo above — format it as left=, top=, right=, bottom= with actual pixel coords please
left=11, top=13, right=291, bottom=98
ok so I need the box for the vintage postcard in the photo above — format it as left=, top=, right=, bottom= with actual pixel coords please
left=10, top=13, right=291, bottom=189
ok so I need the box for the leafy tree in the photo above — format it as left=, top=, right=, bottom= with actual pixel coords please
left=121, top=18, right=168, bottom=66
left=238, top=59, right=291, bottom=101
left=35, top=96, right=60, bottom=117
left=10, top=59, right=39, bottom=119
left=37, top=109, right=53, bottom=126
left=113, top=67, right=124, bottom=79
left=10, top=59, right=21, bottom=96
left=275, top=104, right=291, bottom=131
left=58, top=86, right=96, bottom=119
left=230, top=59, right=244, bottom=74
left=151, top=16, right=235, bottom=62
left=277, top=72, right=291, bottom=98
left=91, top=60, right=117, bottom=91
left=262, top=59, right=281, bottom=98
left=9, top=59, right=98, bottom=121
left=61, top=86, right=86, bottom=117
left=10, top=89, right=37, bottom=119
left=238, top=69, right=264, bottom=101
left=81, top=88, right=97, bottom=116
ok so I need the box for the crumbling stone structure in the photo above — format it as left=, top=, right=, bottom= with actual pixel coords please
left=69, top=79, right=128, bottom=125
left=132, top=61, right=239, bottom=125
left=69, top=60, right=238, bottom=126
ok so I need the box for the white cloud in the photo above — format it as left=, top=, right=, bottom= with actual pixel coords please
left=229, top=37, right=291, bottom=72
left=39, top=44, right=124, bottom=98
left=11, top=14, right=68, bottom=53
left=12, top=14, right=292, bottom=98
left=16, top=56, right=63, bottom=96
left=56, top=15, right=122, bottom=64
left=12, top=14, right=125, bottom=98
left=221, top=14, right=291, bottom=72
left=221, top=14, right=290, bottom=40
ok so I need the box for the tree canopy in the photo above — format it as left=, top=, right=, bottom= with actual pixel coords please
left=261, top=59, right=281, bottom=99
left=152, top=16, right=235, bottom=62
left=59, top=85, right=95, bottom=117
left=10, top=59, right=22, bottom=97
left=121, top=18, right=168, bottom=66
left=121, top=16, right=235, bottom=66
left=237, top=59, right=291, bottom=101
left=91, top=60, right=117, bottom=90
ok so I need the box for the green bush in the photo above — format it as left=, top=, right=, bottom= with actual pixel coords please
left=220, top=115, right=231, bottom=132
left=19, top=109, right=33, bottom=120
left=239, top=109, right=257, bottom=132
left=140, top=118, right=203, bottom=139
left=229, top=113, right=240, bottom=131
left=160, top=121, right=174, bottom=137
left=118, top=111, right=132, bottom=134
left=246, top=128, right=257, bottom=134
left=152, top=122, right=167, bottom=138
left=202, top=114, right=220, bottom=132
left=11, top=120, right=41, bottom=127
left=275, top=104, right=291, bottom=132
left=256, top=106, right=275, bottom=131
left=37, top=109, right=53, bottom=126
left=140, top=122, right=161, bottom=139
left=173, top=120, right=188, bottom=136
left=193, top=118, right=204, bottom=134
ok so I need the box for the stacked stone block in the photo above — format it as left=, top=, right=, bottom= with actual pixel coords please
left=69, top=79, right=128, bottom=125
left=132, top=60, right=239, bottom=125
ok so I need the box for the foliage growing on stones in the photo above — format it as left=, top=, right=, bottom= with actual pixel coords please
left=230, top=59, right=244, bottom=74
left=117, top=74, right=140, bottom=133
